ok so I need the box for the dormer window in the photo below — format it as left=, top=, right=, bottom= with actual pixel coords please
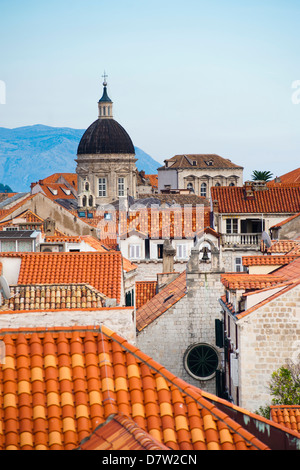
left=205, top=160, right=213, bottom=166
left=192, top=161, right=197, bottom=166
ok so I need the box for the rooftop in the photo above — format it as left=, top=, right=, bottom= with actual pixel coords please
left=0, top=324, right=298, bottom=450
left=0, top=251, right=124, bottom=304
left=159, top=154, right=243, bottom=170
left=136, top=271, right=186, bottom=331
left=211, top=184, right=300, bottom=214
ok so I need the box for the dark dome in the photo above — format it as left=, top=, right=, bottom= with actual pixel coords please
left=77, top=118, right=135, bottom=155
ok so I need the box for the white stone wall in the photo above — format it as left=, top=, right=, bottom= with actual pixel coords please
left=134, top=260, right=186, bottom=281
left=236, top=284, right=300, bottom=412
left=0, top=307, right=136, bottom=344
left=137, top=271, right=225, bottom=394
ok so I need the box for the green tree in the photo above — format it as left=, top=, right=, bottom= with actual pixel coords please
left=255, top=360, right=300, bottom=417
left=269, top=361, right=300, bottom=405
left=251, top=170, right=273, bottom=181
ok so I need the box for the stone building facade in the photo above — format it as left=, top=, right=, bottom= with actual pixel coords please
left=136, top=239, right=226, bottom=395
left=221, top=281, right=300, bottom=412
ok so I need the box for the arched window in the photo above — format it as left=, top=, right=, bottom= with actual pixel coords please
left=201, top=182, right=207, bottom=197
left=89, top=195, right=93, bottom=207
left=82, top=195, right=87, bottom=207
left=229, top=182, right=235, bottom=187
left=85, top=182, right=89, bottom=191
left=187, top=182, right=194, bottom=192
left=215, top=182, right=221, bottom=187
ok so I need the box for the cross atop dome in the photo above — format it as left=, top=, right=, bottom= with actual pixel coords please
left=102, top=71, right=108, bottom=86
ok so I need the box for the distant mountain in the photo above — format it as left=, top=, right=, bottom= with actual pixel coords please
left=0, top=125, right=161, bottom=192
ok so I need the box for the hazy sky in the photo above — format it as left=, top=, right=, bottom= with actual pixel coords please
left=1, top=0, right=300, bottom=179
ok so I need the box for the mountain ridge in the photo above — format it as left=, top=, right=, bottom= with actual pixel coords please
left=0, top=124, right=161, bottom=192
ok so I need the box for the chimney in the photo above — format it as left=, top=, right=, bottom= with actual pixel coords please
left=43, top=217, right=56, bottom=236
left=162, top=239, right=176, bottom=273
left=244, top=181, right=255, bottom=200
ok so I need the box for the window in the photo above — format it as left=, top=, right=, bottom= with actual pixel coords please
left=98, top=178, right=107, bottom=197
left=184, top=344, right=219, bottom=380
left=18, top=240, right=33, bottom=252
left=229, top=182, right=235, bottom=186
left=200, top=182, right=207, bottom=197
left=235, top=257, right=247, bottom=272
left=215, top=182, right=221, bottom=187
left=176, top=244, right=187, bottom=259
left=157, top=243, right=164, bottom=259
left=187, top=182, right=194, bottom=192
left=118, top=177, right=125, bottom=197
left=82, top=195, right=87, bottom=207
left=129, top=244, right=141, bottom=259
left=226, top=218, right=238, bottom=234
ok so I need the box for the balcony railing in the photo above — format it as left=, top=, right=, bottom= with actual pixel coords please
left=222, top=232, right=262, bottom=247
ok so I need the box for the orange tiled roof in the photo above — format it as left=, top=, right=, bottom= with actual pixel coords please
left=145, top=174, right=158, bottom=189
left=272, top=255, right=300, bottom=280
left=268, top=168, right=300, bottom=185
left=136, top=272, right=186, bottom=331
left=267, top=240, right=300, bottom=254
left=34, top=182, right=76, bottom=201
left=135, top=281, right=157, bottom=309
left=162, top=154, right=243, bottom=170
left=211, top=185, right=300, bottom=214
left=76, top=413, right=168, bottom=450
left=221, top=273, right=287, bottom=290
left=1, top=284, right=105, bottom=312
left=13, top=252, right=123, bottom=303
left=41, top=173, right=78, bottom=190
left=242, top=255, right=299, bottom=267
left=270, top=406, right=300, bottom=435
left=0, top=324, right=289, bottom=450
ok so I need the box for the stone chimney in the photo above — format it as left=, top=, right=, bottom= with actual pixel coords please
left=244, top=181, right=255, bottom=200
left=43, top=217, right=56, bottom=236
left=162, top=239, right=176, bottom=273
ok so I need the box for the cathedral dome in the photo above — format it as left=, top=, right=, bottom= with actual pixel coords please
left=77, top=77, right=135, bottom=156
left=77, top=118, right=135, bottom=155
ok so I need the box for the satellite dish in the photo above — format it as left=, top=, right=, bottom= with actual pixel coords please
left=0, top=275, right=11, bottom=300
left=261, top=231, right=272, bottom=248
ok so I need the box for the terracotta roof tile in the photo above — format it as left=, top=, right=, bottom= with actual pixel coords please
left=135, top=281, right=157, bottom=308
left=136, top=272, right=186, bottom=331
left=242, top=254, right=300, bottom=267
left=161, top=154, right=243, bottom=170
left=1, top=325, right=293, bottom=450
left=221, top=273, right=287, bottom=290
left=267, top=240, right=300, bottom=254
left=268, top=168, right=300, bottom=185
left=0, top=284, right=106, bottom=312
left=211, top=185, right=300, bottom=214
left=11, top=252, right=123, bottom=303
left=76, top=413, right=168, bottom=450
left=270, top=406, right=300, bottom=435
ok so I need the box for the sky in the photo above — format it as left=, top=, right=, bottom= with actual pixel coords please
left=1, top=0, right=300, bottom=180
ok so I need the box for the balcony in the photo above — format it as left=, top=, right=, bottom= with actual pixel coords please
left=222, top=232, right=262, bottom=247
